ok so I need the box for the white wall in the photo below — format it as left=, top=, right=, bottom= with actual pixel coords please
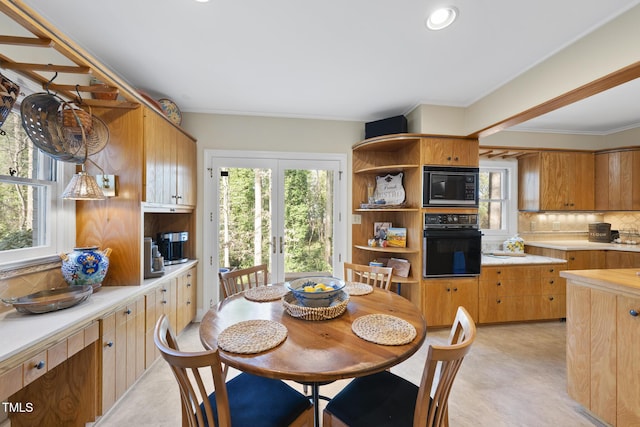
left=181, top=112, right=363, bottom=307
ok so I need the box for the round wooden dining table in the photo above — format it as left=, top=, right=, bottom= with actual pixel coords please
left=199, top=285, right=427, bottom=427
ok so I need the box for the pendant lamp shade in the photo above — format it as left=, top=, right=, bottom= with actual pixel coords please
left=61, top=170, right=106, bottom=200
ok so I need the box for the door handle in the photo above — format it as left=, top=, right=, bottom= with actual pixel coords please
left=272, top=236, right=276, bottom=254
left=279, top=236, right=284, bottom=254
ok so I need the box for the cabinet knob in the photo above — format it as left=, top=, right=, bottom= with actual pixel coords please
left=447, top=156, right=452, bottom=161
left=125, top=309, right=132, bottom=315
left=187, top=301, right=191, bottom=305
left=454, top=156, right=459, bottom=161
left=161, top=288, right=167, bottom=293
left=446, top=287, right=451, bottom=292
left=453, top=287, right=458, bottom=292
left=106, top=341, right=114, bottom=348
left=162, top=300, right=167, bottom=304
left=549, top=268, right=555, bottom=273
left=569, top=257, right=575, bottom=261
left=549, top=280, right=554, bottom=285
left=549, top=296, right=554, bottom=301
left=630, top=309, right=639, bottom=317
left=496, top=299, right=501, bottom=304
left=497, top=270, right=501, bottom=275
left=35, top=360, right=45, bottom=370
left=496, top=282, right=502, bottom=287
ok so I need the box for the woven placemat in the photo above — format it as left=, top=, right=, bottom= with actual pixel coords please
left=218, top=320, right=287, bottom=354
left=344, top=282, right=374, bottom=295
left=244, top=285, right=288, bottom=302
left=352, top=314, right=417, bottom=345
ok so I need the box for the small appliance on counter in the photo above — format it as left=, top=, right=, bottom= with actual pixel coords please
left=157, top=231, right=189, bottom=265
left=144, top=237, right=165, bottom=278
left=588, top=223, right=611, bottom=243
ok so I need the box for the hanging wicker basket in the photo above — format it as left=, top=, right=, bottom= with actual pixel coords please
left=1, top=72, right=20, bottom=129
left=21, top=93, right=109, bottom=164
left=58, top=101, right=93, bottom=134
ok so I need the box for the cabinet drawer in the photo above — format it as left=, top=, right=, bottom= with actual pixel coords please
left=23, top=351, right=47, bottom=385
left=480, top=276, right=540, bottom=299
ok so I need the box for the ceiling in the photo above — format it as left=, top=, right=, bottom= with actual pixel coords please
left=10, top=0, right=640, bottom=134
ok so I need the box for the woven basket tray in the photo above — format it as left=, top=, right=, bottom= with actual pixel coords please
left=282, top=291, right=349, bottom=321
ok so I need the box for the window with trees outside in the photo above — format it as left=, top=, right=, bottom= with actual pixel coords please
left=478, top=159, right=517, bottom=239
left=0, top=77, right=69, bottom=266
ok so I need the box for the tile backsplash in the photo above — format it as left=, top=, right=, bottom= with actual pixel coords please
left=518, top=212, right=640, bottom=241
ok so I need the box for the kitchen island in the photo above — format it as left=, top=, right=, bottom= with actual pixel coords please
left=561, top=268, right=640, bottom=427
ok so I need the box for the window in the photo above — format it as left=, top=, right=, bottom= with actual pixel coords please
left=0, top=73, right=73, bottom=266
left=478, top=159, right=517, bottom=240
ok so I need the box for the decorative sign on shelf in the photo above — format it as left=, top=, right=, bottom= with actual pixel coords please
left=373, top=173, right=405, bottom=205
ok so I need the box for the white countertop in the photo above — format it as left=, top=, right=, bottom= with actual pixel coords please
left=525, top=240, right=640, bottom=252
left=0, top=261, right=197, bottom=368
left=482, top=254, right=567, bottom=266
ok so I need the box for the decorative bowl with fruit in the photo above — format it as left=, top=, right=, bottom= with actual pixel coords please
left=286, top=276, right=346, bottom=308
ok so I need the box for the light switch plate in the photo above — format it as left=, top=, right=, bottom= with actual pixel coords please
left=352, top=214, right=362, bottom=225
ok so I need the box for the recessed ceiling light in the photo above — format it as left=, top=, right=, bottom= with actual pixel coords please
left=194, top=0, right=210, bottom=2
left=426, top=7, right=458, bottom=30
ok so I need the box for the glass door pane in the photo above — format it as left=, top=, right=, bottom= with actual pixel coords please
left=218, top=167, right=273, bottom=273
left=279, top=161, right=338, bottom=281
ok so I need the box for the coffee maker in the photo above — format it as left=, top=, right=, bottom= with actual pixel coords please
left=157, top=231, right=189, bottom=265
left=143, top=237, right=165, bottom=278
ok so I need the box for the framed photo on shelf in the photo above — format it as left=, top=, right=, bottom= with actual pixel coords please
left=386, top=227, right=407, bottom=248
left=373, top=222, right=392, bottom=240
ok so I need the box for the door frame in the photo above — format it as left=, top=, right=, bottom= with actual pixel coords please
left=202, top=149, right=347, bottom=311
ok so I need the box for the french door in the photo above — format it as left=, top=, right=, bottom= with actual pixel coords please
left=204, top=150, right=346, bottom=308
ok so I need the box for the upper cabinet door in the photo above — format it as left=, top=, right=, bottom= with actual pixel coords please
left=421, top=137, right=479, bottom=167
left=518, top=151, right=594, bottom=211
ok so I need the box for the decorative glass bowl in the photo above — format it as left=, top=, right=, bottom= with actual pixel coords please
left=285, top=276, right=346, bottom=308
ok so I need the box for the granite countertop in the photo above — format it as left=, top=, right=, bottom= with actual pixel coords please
left=482, top=254, right=567, bottom=266
left=0, top=261, right=197, bottom=367
left=526, top=240, right=640, bottom=252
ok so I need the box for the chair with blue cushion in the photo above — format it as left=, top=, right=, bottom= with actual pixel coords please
left=154, top=315, right=313, bottom=427
left=322, top=306, right=476, bottom=427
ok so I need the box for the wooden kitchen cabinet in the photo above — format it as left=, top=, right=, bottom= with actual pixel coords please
left=100, top=295, right=145, bottom=415
left=351, top=135, right=422, bottom=304
left=518, top=151, right=594, bottom=211
left=144, top=108, right=197, bottom=207
left=566, top=278, right=640, bottom=426
left=595, top=148, right=640, bottom=211
left=421, top=137, right=479, bottom=166
left=479, top=264, right=565, bottom=323
left=606, top=251, right=640, bottom=268
left=351, top=134, right=479, bottom=310
left=177, top=266, right=197, bottom=333
left=422, top=277, right=478, bottom=327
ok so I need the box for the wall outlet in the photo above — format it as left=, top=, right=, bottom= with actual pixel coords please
left=552, top=221, right=561, bottom=231
left=530, top=221, right=536, bottom=231
left=352, top=214, right=362, bottom=225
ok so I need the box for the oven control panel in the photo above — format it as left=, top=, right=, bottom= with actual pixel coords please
left=424, top=213, right=478, bottom=229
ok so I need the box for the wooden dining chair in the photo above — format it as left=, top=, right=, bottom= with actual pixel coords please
left=154, top=315, right=314, bottom=427
left=323, top=306, right=477, bottom=427
left=343, top=262, right=394, bottom=290
left=219, top=264, right=269, bottom=298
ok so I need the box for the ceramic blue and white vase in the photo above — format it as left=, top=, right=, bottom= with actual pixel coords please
left=61, top=246, right=112, bottom=289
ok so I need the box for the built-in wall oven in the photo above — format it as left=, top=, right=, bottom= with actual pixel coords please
left=423, top=213, right=482, bottom=278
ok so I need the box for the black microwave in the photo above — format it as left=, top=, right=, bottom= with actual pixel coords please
left=423, top=166, right=479, bottom=207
